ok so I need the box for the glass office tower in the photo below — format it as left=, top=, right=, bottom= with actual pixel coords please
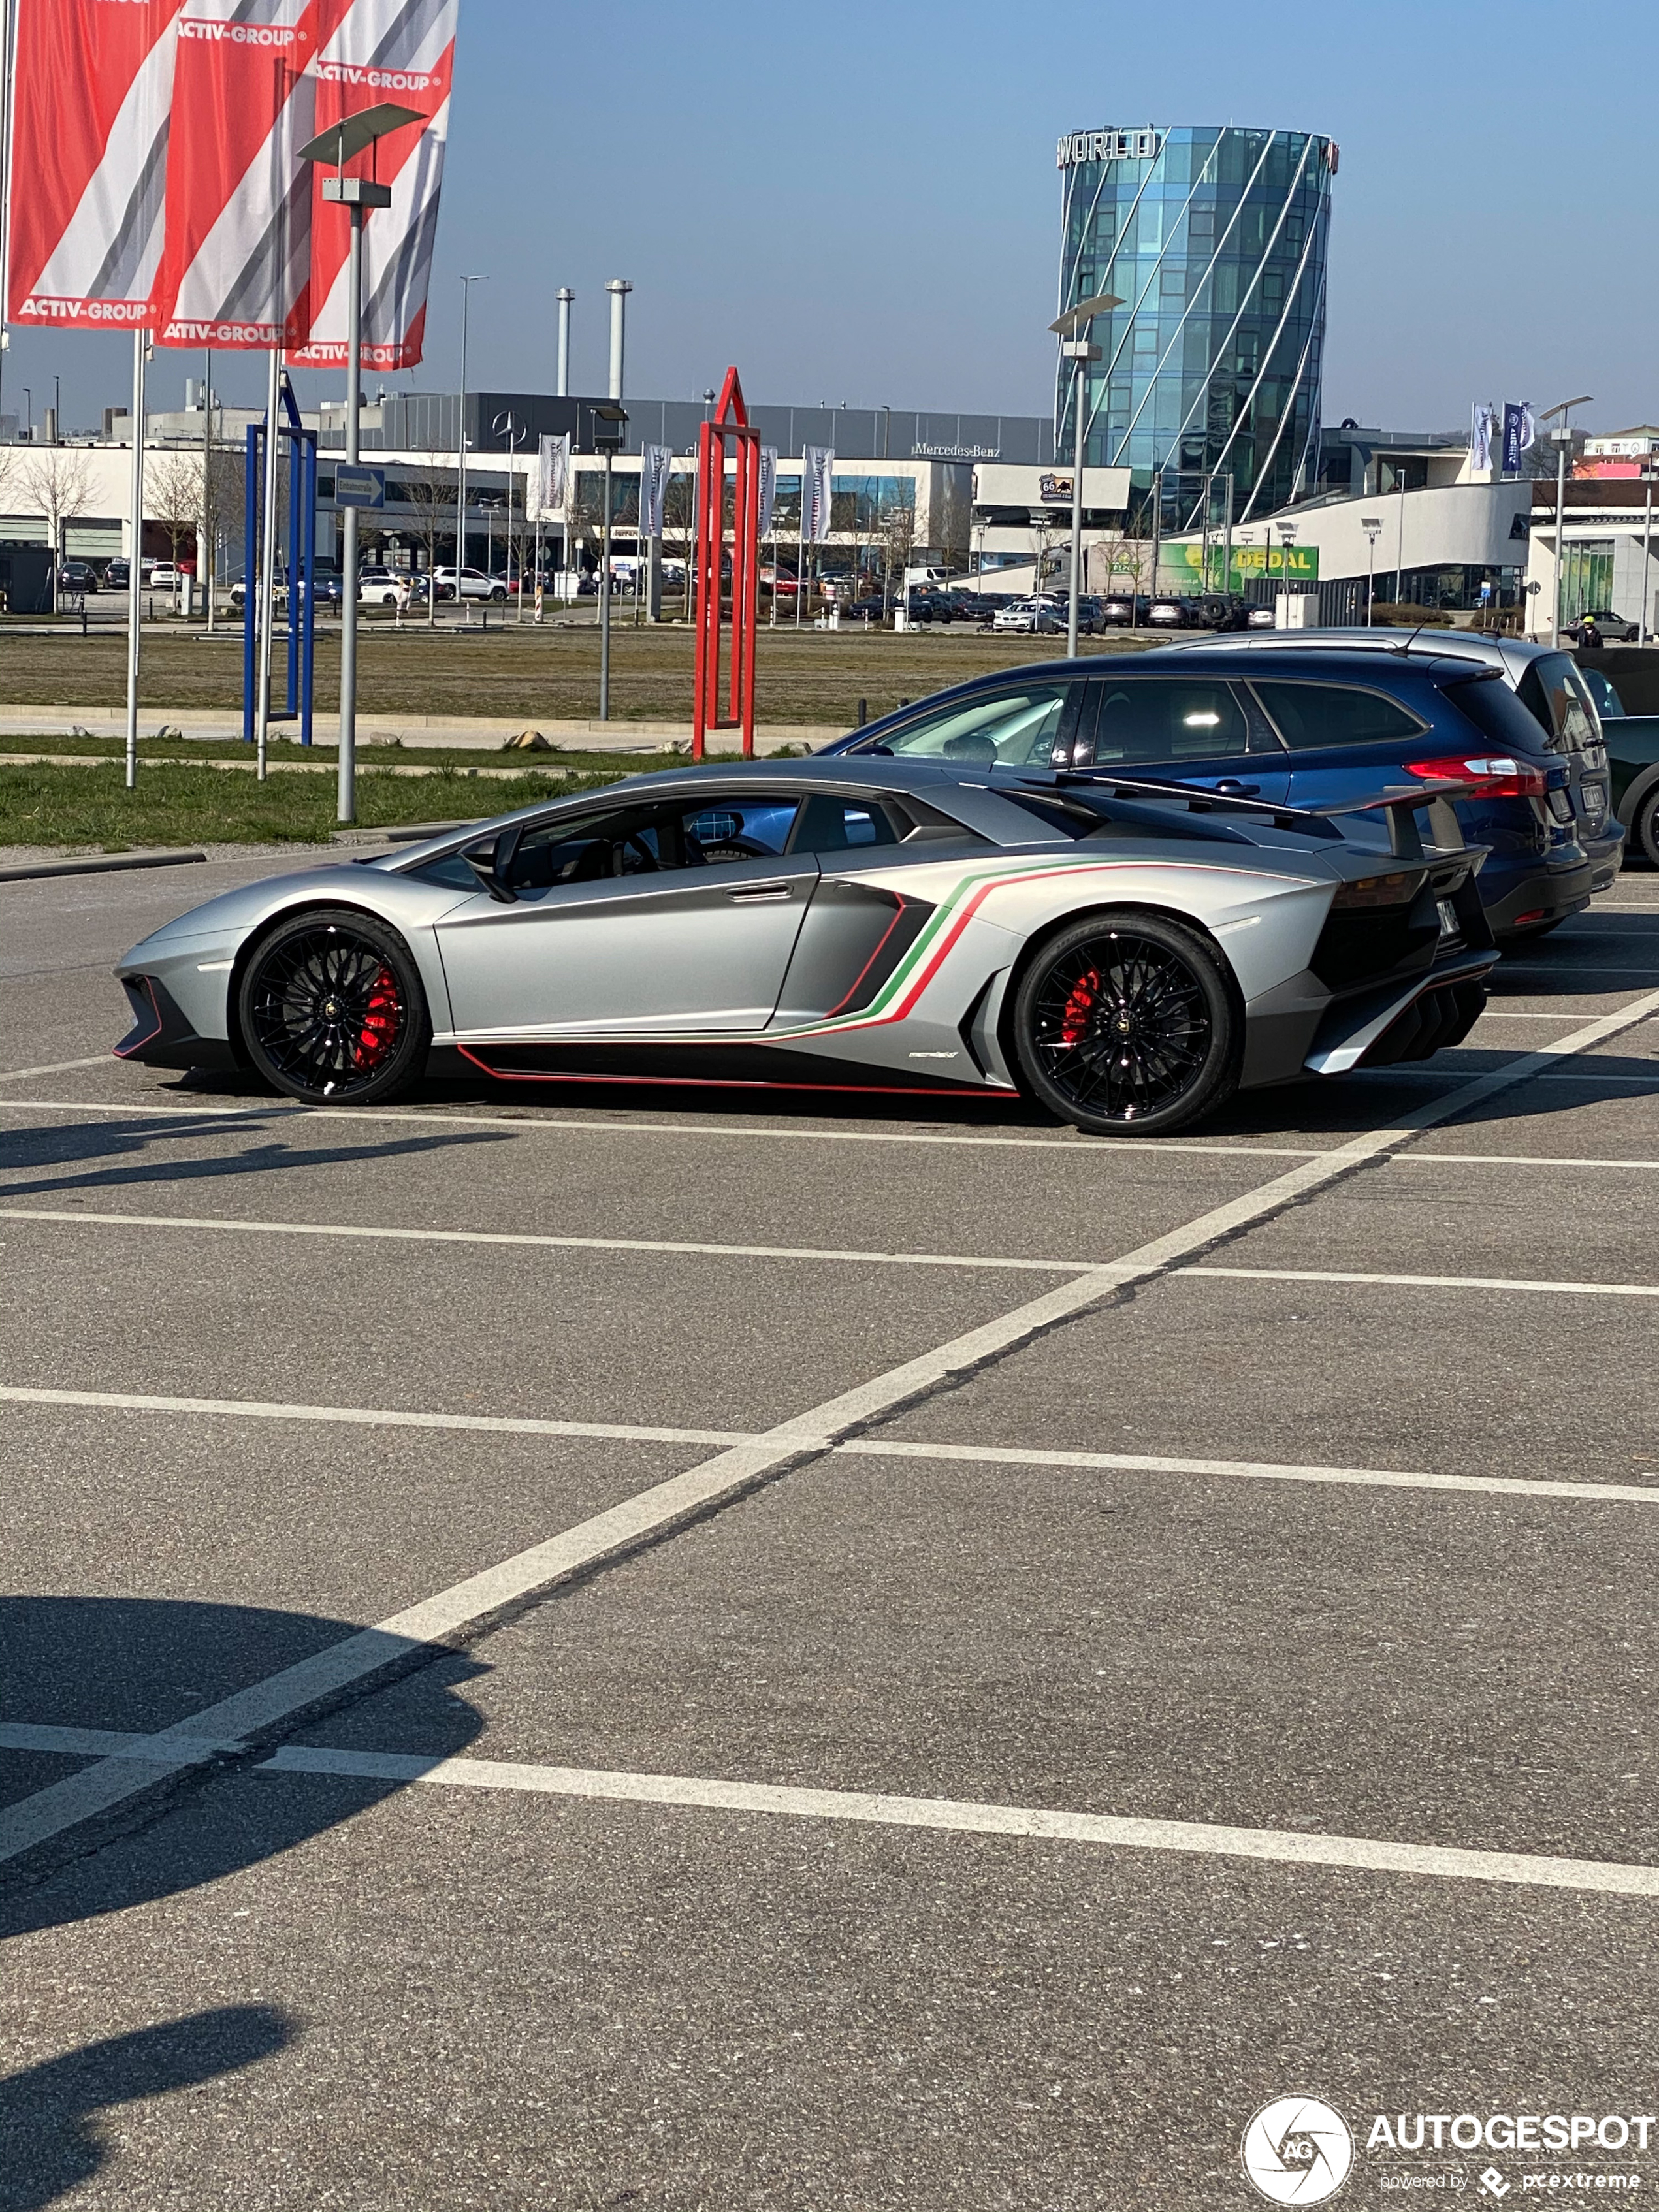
left=1055, top=125, right=1336, bottom=526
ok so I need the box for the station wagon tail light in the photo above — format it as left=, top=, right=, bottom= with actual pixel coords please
left=1330, top=870, right=1419, bottom=910
left=1404, top=754, right=1547, bottom=799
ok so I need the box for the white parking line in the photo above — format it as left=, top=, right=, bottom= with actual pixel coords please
left=0, top=1057, right=114, bottom=1082
left=1398, top=1151, right=1659, bottom=1170
left=0, top=1204, right=1104, bottom=1275
left=0, top=1097, right=1332, bottom=1161
left=255, top=1746, right=1659, bottom=1899
left=4, top=987, right=1657, bottom=1875
left=8, top=1725, right=1652, bottom=1896
left=7, top=1383, right=1654, bottom=1507
left=1184, top=1264, right=1659, bottom=1299
left=839, top=1438, right=1659, bottom=1505
left=0, top=1386, right=748, bottom=1449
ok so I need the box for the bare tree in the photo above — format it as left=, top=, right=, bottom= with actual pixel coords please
left=150, top=450, right=204, bottom=573
left=20, top=447, right=95, bottom=613
left=400, top=455, right=455, bottom=625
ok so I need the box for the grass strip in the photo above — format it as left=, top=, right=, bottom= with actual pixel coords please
left=0, top=761, right=630, bottom=851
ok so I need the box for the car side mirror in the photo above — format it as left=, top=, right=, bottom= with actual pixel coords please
left=462, top=827, right=522, bottom=903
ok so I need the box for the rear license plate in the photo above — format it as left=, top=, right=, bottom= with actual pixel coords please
left=1437, top=899, right=1460, bottom=937
left=1579, top=780, right=1605, bottom=813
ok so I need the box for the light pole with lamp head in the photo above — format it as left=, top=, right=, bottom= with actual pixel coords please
left=298, top=101, right=422, bottom=826
left=592, top=402, right=627, bottom=718
left=1276, top=520, right=1297, bottom=624
left=1361, top=517, right=1382, bottom=625
left=455, top=272, right=489, bottom=620
left=1047, top=289, right=1121, bottom=659
left=1536, top=393, right=1592, bottom=644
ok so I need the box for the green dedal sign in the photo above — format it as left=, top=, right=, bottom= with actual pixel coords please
left=1161, top=541, right=1319, bottom=587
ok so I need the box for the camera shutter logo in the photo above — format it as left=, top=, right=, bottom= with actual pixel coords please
left=1241, top=2097, right=1354, bottom=2204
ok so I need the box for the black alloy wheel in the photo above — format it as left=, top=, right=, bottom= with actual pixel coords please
left=1635, top=786, right=1659, bottom=868
left=238, top=908, right=430, bottom=1104
left=1012, top=911, right=1240, bottom=1136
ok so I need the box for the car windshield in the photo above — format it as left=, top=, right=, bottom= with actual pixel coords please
left=859, top=685, right=1069, bottom=766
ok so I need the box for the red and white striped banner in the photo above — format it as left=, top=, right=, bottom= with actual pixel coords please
left=6, top=0, right=187, bottom=331
left=153, top=0, right=323, bottom=351
left=287, top=0, right=459, bottom=371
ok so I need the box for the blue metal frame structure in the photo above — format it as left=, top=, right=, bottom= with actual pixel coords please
left=242, top=378, right=318, bottom=747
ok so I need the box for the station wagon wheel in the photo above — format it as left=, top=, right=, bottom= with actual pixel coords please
left=1012, top=911, right=1240, bottom=1136
left=238, top=908, right=430, bottom=1106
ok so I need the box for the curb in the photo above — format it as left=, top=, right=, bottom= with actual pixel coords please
left=0, top=848, right=207, bottom=884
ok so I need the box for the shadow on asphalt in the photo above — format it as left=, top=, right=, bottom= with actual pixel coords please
left=0, top=2006, right=293, bottom=2212
left=0, top=1597, right=486, bottom=1944
left=0, top=1115, right=508, bottom=1196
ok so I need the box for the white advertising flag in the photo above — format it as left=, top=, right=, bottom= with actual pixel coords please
left=639, top=444, right=672, bottom=539
left=803, top=445, right=835, bottom=543
left=534, top=432, right=570, bottom=519
left=1470, top=402, right=1495, bottom=472
left=758, top=447, right=779, bottom=539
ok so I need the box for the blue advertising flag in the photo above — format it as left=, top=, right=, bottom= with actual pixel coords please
left=1502, top=403, right=1525, bottom=475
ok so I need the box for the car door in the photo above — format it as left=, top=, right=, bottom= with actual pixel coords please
left=1069, top=673, right=1290, bottom=801
left=434, top=790, right=819, bottom=1038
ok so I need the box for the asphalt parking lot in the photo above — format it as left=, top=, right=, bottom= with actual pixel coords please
left=2, top=850, right=1657, bottom=2211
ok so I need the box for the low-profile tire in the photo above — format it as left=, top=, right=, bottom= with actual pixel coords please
left=1012, top=910, right=1240, bottom=1136
left=1634, top=786, right=1659, bottom=868
left=238, top=908, right=430, bottom=1104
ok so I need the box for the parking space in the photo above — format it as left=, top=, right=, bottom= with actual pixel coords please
left=3, top=856, right=1657, bottom=2207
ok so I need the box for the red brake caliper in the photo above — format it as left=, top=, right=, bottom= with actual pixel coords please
left=1059, top=967, right=1099, bottom=1046
left=354, top=967, right=402, bottom=1070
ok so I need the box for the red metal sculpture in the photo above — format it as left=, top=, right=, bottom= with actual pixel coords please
left=692, top=366, right=760, bottom=761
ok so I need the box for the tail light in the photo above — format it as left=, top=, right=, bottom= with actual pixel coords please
left=1330, top=869, right=1420, bottom=910
left=1404, top=754, right=1548, bottom=799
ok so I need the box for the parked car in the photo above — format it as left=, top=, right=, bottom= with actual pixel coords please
left=820, top=642, right=1623, bottom=943
left=113, top=757, right=1494, bottom=1136
left=993, top=596, right=1065, bottom=635
left=1148, top=595, right=1200, bottom=628
left=1571, top=608, right=1639, bottom=645
left=56, top=561, right=98, bottom=594
left=1574, top=660, right=1659, bottom=863
left=432, top=564, right=508, bottom=603
left=147, top=562, right=182, bottom=590
left=1245, top=603, right=1278, bottom=628
left=358, top=565, right=411, bottom=609
left=105, top=558, right=131, bottom=590
left=1195, top=592, right=1250, bottom=631
left=1099, top=592, right=1150, bottom=626
left=230, top=567, right=344, bottom=611
left=905, top=589, right=954, bottom=624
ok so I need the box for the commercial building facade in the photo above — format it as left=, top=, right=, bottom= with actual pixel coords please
left=1054, top=123, right=1336, bottom=528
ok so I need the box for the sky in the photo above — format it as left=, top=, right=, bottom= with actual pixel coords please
left=8, top=0, right=1655, bottom=440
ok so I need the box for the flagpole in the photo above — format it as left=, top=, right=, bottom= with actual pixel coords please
left=255, top=345, right=281, bottom=782
left=125, top=332, right=147, bottom=790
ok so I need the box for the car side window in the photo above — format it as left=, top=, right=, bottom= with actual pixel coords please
left=862, top=685, right=1072, bottom=766
left=1251, top=681, right=1425, bottom=750
left=788, top=794, right=902, bottom=853
left=1084, top=678, right=1255, bottom=764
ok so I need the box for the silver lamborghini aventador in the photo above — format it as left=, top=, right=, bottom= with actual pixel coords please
left=114, top=759, right=1498, bottom=1136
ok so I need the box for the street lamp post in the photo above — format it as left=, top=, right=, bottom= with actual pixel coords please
left=1276, top=520, right=1297, bottom=623
left=456, top=272, right=489, bottom=622
left=593, top=402, right=627, bottom=719
left=1047, top=289, right=1121, bottom=660
left=1362, top=517, right=1382, bottom=626
left=298, top=102, right=421, bottom=824
left=1536, top=394, right=1592, bottom=645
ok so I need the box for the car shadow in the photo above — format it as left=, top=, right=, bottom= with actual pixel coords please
left=1, top=1595, right=486, bottom=1943
left=0, top=1116, right=507, bottom=1200
left=0, top=2006, right=293, bottom=2212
